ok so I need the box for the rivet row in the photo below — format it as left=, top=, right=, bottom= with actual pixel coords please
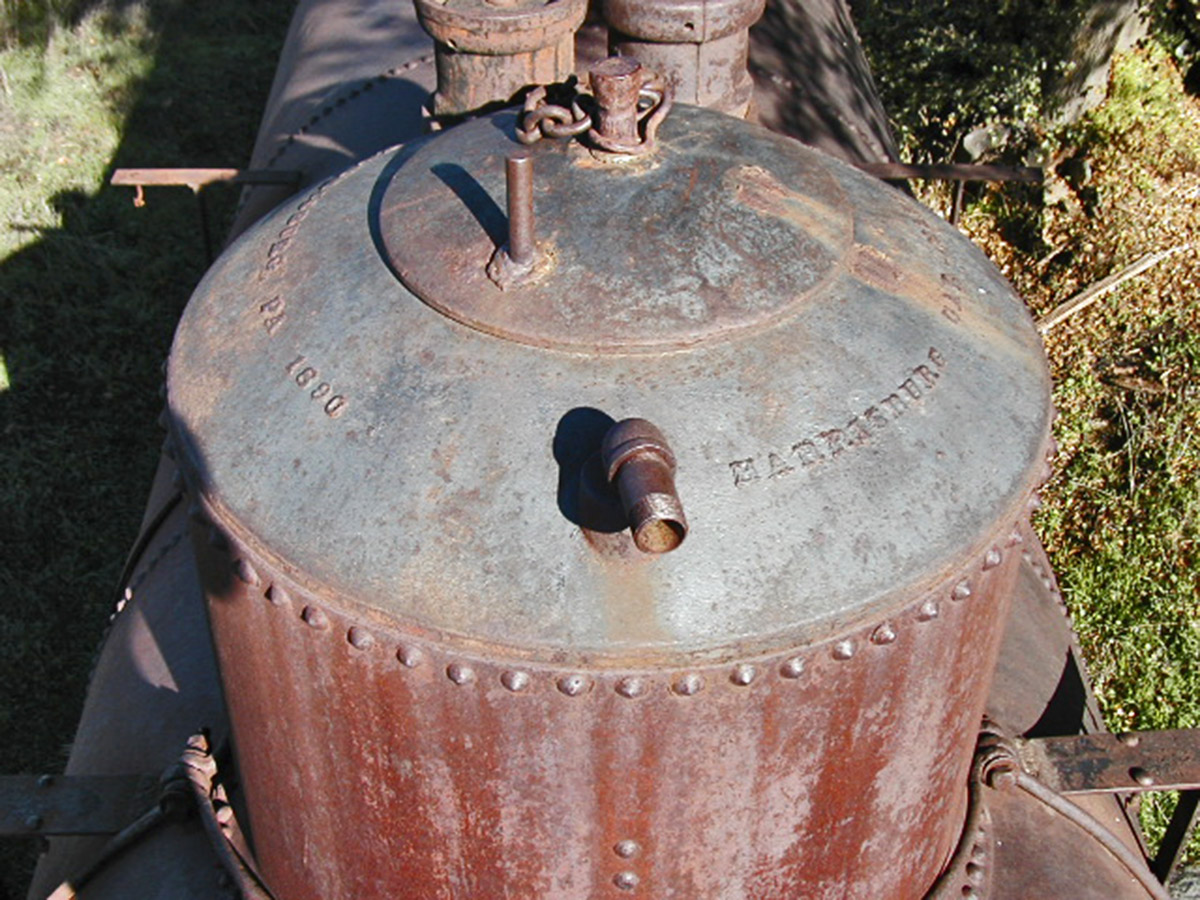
left=224, top=518, right=1023, bottom=702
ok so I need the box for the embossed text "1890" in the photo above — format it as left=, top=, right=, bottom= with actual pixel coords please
left=285, top=355, right=348, bottom=418
left=728, top=347, right=946, bottom=487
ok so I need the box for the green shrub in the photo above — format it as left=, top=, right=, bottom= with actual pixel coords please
left=853, top=0, right=1093, bottom=159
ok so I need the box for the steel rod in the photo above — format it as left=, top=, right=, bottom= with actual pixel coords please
left=505, top=154, right=535, bottom=267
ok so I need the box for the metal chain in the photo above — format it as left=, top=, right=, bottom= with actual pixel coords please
left=516, top=86, right=591, bottom=145
left=516, top=77, right=674, bottom=155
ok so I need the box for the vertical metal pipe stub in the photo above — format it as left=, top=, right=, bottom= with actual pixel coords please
left=505, top=154, right=535, bottom=267
left=487, top=153, right=545, bottom=289
left=601, top=418, right=687, bottom=554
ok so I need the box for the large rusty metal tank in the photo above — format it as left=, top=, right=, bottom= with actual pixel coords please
left=166, top=61, right=1052, bottom=898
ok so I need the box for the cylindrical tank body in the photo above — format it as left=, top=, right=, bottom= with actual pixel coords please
left=169, top=99, right=1052, bottom=898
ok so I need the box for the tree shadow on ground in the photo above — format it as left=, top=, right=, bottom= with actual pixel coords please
left=0, top=2, right=293, bottom=895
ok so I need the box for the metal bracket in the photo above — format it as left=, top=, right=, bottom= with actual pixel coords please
left=110, top=168, right=303, bottom=263
left=1018, top=730, right=1200, bottom=795
left=0, top=774, right=158, bottom=836
left=1018, top=729, right=1200, bottom=884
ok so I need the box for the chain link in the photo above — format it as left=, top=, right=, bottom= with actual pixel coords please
left=516, top=77, right=673, bottom=155
left=516, top=86, right=592, bottom=145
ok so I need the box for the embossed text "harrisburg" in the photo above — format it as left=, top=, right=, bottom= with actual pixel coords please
left=729, top=347, right=946, bottom=487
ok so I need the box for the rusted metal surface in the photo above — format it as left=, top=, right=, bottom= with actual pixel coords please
left=0, top=776, right=157, bottom=837
left=604, top=0, right=766, bottom=116
left=168, top=79, right=1053, bottom=897
left=590, top=57, right=644, bottom=145
left=33, top=0, right=1197, bottom=896
left=586, top=57, right=673, bottom=156
left=855, top=162, right=1045, bottom=184
left=932, top=732, right=1167, bottom=899
left=1017, top=730, right=1200, bottom=795
left=985, top=782, right=1165, bottom=899
left=600, top=418, right=687, bottom=554
left=111, top=168, right=302, bottom=189
left=502, top=154, right=535, bottom=267
left=194, top=519, right=1025, bottom=899
left=486, top=153, right=539, bottom=288
left=414, top=0, right=587, bottom=118
left=516, top=59, right=673, bottom=156
left=382, top=104, right=852, bottom=350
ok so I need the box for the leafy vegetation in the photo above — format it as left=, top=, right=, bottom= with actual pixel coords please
left=953, top=42, right=1200, bottom=865
left=853, top=0, right=1089, bottom=159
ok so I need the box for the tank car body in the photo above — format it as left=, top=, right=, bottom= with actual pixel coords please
left=13, top=2, right=1199, bottom=898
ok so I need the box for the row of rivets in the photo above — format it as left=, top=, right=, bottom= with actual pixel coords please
left=961, top=821, right=990, bottom=898
left=1022, top=547, right=1061, bottom=597
left=236, top=527, right=1019, bottom=702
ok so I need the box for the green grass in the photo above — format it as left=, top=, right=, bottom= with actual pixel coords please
left=0, top=2, right=292, bottom=894
left=956, top=43, right=1200, bottom=865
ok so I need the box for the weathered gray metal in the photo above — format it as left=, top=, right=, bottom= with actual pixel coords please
left=174, top=101, right=1051, bottom=658
left=604, top=0, right=766, bottom=115
left=166, top=78, right=1053, bottom=895
left=415, top=0, right=588, bottom=117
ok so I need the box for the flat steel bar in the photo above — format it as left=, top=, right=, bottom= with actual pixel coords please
left=1019, top=730, right=1200, bottom=795
left=857, top=162, right=1044, bottom=184
left=0, top=774, right=157, bottom=836
left=111, top=168, right=302, bottom=188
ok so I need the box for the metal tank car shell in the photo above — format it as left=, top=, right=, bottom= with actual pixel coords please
left=12, top=2, right=1200, bottom=899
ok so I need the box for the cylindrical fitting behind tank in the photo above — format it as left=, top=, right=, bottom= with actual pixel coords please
left=602, top=0, right=766, bottom=116
left=415, top=0, right=588, bottom=117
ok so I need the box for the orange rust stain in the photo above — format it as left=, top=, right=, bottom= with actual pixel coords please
left=728, top=164, right=848, bottom=251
